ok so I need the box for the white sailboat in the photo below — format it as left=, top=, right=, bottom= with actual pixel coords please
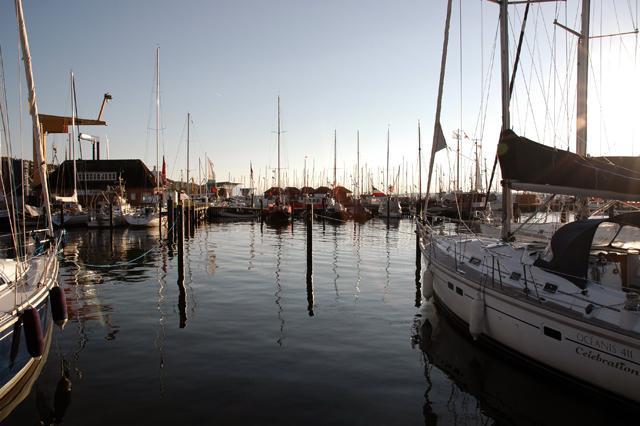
left=124, top=47, right=165, bottom=228
left=0, top=0, right=66, bottom=411
left=379, top=128, right=402, bottom=219
left=419, top=0, right=640, bottom=405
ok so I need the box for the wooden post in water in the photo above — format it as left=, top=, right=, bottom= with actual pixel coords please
left=158, top=196, right=163, bottom=239
left=109, top=202, right=113, bottom=229
left=59, top=203, right=64, bottom=229
left=259, top=199, right=264, bottom=223
left=177, top=201, right=184, bottom=274
left=305, top=204, right=314, bottom=316
left=415, top=227, right=422, bottom=308
left=167, top=196, right=174, bottom=239
left=190, top=204, right=196, bottom=237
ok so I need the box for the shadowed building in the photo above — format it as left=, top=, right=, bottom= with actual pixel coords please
left=48, top=159, right=157, bottom=206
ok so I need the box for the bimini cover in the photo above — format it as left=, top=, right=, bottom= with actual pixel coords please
left=534, top=212, right=640, bottom=288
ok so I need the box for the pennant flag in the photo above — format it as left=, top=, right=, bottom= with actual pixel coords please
left=434, top=122, right=447, bottom=152
left=250, top=161, right=254, bottom=181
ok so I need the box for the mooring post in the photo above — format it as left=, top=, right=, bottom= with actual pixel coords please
left=59, top=203, right=64, bottom=228
left=306, top=204, right=314, bottom=316
left=190, top=204, right=196, bottom=237
left=177, top=200, right=186, bottom=329
left=158, top=196, right=163, bottom=239
left=387, top=197, right=390, bottom=220
left=109, top=202, right=113, bottom=229
left=177, top=201, right=184, bottom=274
left=259, top=199, right=264, bottom=222
left=167, top=196, right=174, bottom=240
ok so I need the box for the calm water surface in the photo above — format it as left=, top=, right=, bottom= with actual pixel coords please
left=2, top=219, right=634, bottom=425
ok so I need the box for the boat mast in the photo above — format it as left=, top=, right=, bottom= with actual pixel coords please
left=575, top=0, right=590, bottom=219
left=277, top=96, right=281, bottom=189
left=424, top=0, right=452, bottom=220
left=71, top=72, right=77, bottom=201
left=576, top=0, right=590, bottom=157
left=156, top=47, right=160, bottom=199
left=187, top=112, right=190, bottom=196
left=386, top=126, right=390, bottom=195
left=15, top=0, right=53, bottom=234
left=418, top=119, right=421, bottom=201
left=333, top=130, right=337, bottom=190
left=499, top=0, right=513, bottom=240
left=356, top=130, right=360, bottom=200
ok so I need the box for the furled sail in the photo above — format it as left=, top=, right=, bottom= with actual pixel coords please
left=498, top=130, right=640, bottom=201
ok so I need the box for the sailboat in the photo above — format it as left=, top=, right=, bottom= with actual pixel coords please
left=264, top=96, right=291, bottom=226
left=419, top=0, right=640, bottom=404
left=52, top=73, right=89, bottom=228
left=0, top=0, right=66, bottom=408
left=351, top=130, right=372, bottom=222
left=324, top=130, right=351, bottom=222
left=124, top=47, right=166, bottom=228
left=378, top=128, right=402, bottom=219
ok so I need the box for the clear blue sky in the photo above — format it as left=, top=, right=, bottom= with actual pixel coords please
left=1, top=1, right=637, bottom=192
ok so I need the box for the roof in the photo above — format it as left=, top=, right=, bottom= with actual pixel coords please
left=39, top=114, right=106, bottom=134
left=534, top=212, right=640, bottom=288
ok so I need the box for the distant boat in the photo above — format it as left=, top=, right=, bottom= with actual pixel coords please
left=0, top=0, right=66, bottom=414
left=88, top=181, right=132, bottom=228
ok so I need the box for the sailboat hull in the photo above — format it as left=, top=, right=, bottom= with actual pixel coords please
left=420, top=230, right=640, bottom=404
left=0, top=253, right=58, bottom=404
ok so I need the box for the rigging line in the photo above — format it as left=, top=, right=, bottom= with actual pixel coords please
left=0, top=45, right=21, bottom=255
left=170, top=115, right=188, bottom=180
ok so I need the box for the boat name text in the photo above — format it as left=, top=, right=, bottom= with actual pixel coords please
left=576, top=347, right=639, bottom=376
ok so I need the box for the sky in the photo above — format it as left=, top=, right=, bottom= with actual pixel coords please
left=0, top=0, right=638, bottom=193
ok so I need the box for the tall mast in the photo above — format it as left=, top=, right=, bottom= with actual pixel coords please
left=576, top=0, right=590, bottom=157
left=425, top=0, right=452, bottom=219
left=70, top=72, right=77, bottom=200
left=156, top=47, right=160, bottom=198
left=15, top=0, right=53, bottom=234
left=333, top=130, right=337, bottom=189
left=277, top=96, right=281, bottom=189
left=356, top=130, right=360, bottom=199
left=187, top=112, right=190, bottom=196
left=386, top=126, right=390, bottom=194
left=418, top=120, right=422, bottom=200
left=499, top=0, right=512, bottom=240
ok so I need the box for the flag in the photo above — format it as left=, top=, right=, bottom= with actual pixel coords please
left=161, top=155, right=167, bottom=185
left=434, top=121, right=447, bottom=152
left=250, top=161, right=254, bottom=182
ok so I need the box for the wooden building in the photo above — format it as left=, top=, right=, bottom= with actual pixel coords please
left=48, top=159, right=157, bottom=206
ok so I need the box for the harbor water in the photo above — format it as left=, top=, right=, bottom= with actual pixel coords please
left=2, top=219, right=635, bottom=425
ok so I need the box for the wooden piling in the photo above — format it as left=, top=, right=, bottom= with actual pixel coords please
left=109, top=202, right=113, bottom=228
left=177, top=202, right=184, bottom=274
left=59, top=203, right=64, bottom=228
left=159, top=196, right=163, bottom=239
left=259, top=199, right=264, bottom=222
left=306, top=204, right=314, bottom=316
left=167, top=196, right=174, bottom=239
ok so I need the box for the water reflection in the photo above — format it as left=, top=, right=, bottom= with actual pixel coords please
left=35, top=358, right=72, bottom=426
left=416, top=300, right=635, bottom=425
left=274, top=230, right=285, bottom=346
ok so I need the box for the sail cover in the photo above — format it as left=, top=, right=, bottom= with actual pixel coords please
left=498, top=130, right=640, bottom=201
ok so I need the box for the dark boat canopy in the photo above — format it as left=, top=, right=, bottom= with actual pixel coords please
left=498, top=130, right=640, bottom=201
left=534, top=212, right=640, bottom=288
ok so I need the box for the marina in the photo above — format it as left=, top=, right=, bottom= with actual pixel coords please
left=0, top=0, right=638, bottom=424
